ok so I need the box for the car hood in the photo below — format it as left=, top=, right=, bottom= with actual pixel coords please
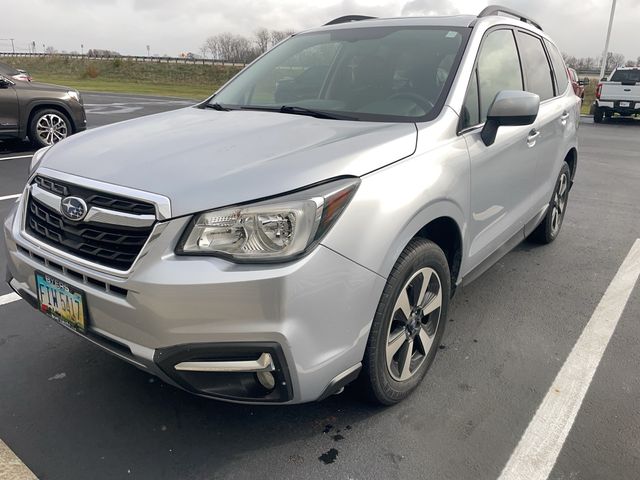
left=41, top=107, right=417, bottom=217
left=14, top=81, right=71, bottom=93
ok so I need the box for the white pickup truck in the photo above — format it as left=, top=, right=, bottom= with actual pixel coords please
left=592, top=67, right=640, bottom=123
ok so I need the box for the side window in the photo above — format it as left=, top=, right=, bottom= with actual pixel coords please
left=461, top=70, right=479, bottom=128
left=476, top=29, right=523, bottom=124
left=516, top=32, right=554, bottom=101
left=544, top=40, right=569, bottom=95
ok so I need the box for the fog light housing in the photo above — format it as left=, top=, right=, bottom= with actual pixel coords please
left=154, top=342, right=292, bottom=403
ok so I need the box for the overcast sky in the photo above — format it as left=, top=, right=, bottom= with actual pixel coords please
left=2, top=0, right=639, bottom=60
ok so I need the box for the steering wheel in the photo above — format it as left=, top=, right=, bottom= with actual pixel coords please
left=387, top=92, right=434, bottom=114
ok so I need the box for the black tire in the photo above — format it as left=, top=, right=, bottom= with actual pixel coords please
left=529, top=162, right=571, bottom=244
left=593, top=107, right=603, bottom=123
left=28, top=109, right=72, bottom=148
left=360, top=238, right=450, bottom=405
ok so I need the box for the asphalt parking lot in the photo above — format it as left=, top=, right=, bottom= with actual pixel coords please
left=0, top=96, right=639, bottom=480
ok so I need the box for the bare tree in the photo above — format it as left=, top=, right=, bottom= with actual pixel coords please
left=45, top=45, right=57, bottom=55
left=562, top=53, right=577, bottom=69
left=255, top=28, right=270, bottom=54
left=605, top=52, right=625, bottom=72
left=625, top=59, right=636, bottom=67
left=202, top=33, right=260, bottom=63
left=270, top=29, right=295, bottom=45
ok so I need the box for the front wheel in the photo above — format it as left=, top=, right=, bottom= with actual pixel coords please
left=29, top=109, right=71, bottom=148
left=360, top=238, right=450, bottom=405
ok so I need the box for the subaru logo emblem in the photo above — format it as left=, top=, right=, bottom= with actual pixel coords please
left=61, top=196, right=88, bottom=221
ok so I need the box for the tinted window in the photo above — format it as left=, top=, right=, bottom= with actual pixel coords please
left=212, top=27, right=469, bottom=122
left=461, top=70, right=479, bottom=128
left=610, top=69, right=640, bottom=83
left=0, top=62, right=19, bottom=76
left=476, top=29, right=523, bottom=123
left=517, top=32, right=554, bottom=101
left=545, top=40, right=569, bottom=95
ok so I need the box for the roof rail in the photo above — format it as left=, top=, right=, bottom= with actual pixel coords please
left=324, top=15, right=377, bottom=26
left=478, top=5, right=542, bottom=31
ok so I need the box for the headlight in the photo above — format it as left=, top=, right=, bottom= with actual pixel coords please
left=176, top=177, right=360, bottom=262
left=29, top=146, right=52, bottom=174
left=67, top=90, right=81, bottom=103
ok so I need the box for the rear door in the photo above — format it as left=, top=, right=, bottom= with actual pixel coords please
left=0, top=78, right=19, bottom=135
left=460, top=28, right=540, bottom=275
left=514, top=31, right=566, bottom=216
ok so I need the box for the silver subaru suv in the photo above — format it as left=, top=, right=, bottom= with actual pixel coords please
left=3, top=6, right=579, bottom=405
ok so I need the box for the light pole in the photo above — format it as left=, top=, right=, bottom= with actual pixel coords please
left=81, top=44, right=84, bottom=56
left=146, top=45, right=150, bottom=58
left=599, top=0, right=617, bottom=80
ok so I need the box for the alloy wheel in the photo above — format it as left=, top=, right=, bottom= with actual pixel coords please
left=36, top=113, right=68, bottom=145
left=386, top=267, right=442, bottom=382
left=551, top=172, right=569, bottom=236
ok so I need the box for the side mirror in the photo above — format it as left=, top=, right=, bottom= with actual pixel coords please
left=580, top=77, right=590, bottom=86
left=0, top=76, right=11, bottom=88
left=481, top=90, right=540, bottom=147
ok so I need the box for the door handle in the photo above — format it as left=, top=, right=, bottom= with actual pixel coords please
left=527, top=129, right=540, bottom=147
left=560, top=111, right=570, bottom=125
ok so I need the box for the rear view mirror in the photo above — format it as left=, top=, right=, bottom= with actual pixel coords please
left=0, top=76, right=12, bottom=88
left=481, top=90, right=540, bottom=146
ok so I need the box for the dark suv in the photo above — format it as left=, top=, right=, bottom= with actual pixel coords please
left=0, top=73, right=86, bottom=147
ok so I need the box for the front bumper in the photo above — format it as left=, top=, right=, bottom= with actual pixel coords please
left=3, top=193, right=385, bottom=404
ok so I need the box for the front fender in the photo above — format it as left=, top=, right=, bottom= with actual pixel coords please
left=322, top=136, right=470, bottom=280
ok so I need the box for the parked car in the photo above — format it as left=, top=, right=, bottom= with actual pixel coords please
left=0, top=74, right=86, bottom=147
left=592, top=66, right=640, bottom=123
left=567, top=67, right=587, bottom=99
left=0, top=62, right=32, bottom=82
left=4, top=5, right=579, bottom=405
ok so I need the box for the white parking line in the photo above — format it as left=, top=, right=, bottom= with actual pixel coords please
left=0, top=293, right=20, bottom=306
left=498, top=239, right=640, bottom=480
left=0, top=194, right=20, bottom=202
left=0, top=154, right=33, bottom=161
left=0, top=439, right=38, bottom=479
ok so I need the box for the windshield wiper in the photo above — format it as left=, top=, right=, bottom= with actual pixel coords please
left=279, top=105, right=358, bottom=120
left=203, top=102, right=231, bottom=111
left=238, top=104, right=358, bottom=121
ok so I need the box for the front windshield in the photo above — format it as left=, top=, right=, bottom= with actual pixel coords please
left=210, top=26, right=469, bottom=122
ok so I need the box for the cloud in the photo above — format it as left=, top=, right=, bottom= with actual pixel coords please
left=1, top=0, right=638, bottom=60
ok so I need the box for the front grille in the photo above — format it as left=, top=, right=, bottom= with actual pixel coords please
left=26, top=196, right=154, bottom=271
left=34, top=175, right=156, bottom=216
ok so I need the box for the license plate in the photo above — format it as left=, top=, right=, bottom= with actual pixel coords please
left=35, top=272, right=87, bottom=332
left=619, top=101, right=630, bottom=107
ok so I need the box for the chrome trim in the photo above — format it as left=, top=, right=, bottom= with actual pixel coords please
left=37, top=167, right=172, bottom=220
left=174, top=353, right=275, bottom=373
left=30, top=184, right=62, bottom=212
left=31, top=181, right=156, bottom=228
left=19, top=185, right=169, bottom=278
left=84, top=207, right=156, bottom=228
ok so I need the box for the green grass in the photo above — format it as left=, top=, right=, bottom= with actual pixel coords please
left=32, top=74, right=216, bottom=100
left=3, top=56, right=241, bottom=99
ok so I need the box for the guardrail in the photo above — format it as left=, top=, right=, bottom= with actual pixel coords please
left=0, top=52, right=247, bottom=67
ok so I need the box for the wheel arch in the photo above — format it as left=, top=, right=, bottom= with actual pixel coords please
left=564, top=147, right=578, bottom=183
left=379, top=201, right=466, bottom=296
left=25, top=101, right=76, bottom=135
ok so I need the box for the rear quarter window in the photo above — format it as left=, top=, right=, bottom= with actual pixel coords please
left=545, top=40, right=570, bottom=95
